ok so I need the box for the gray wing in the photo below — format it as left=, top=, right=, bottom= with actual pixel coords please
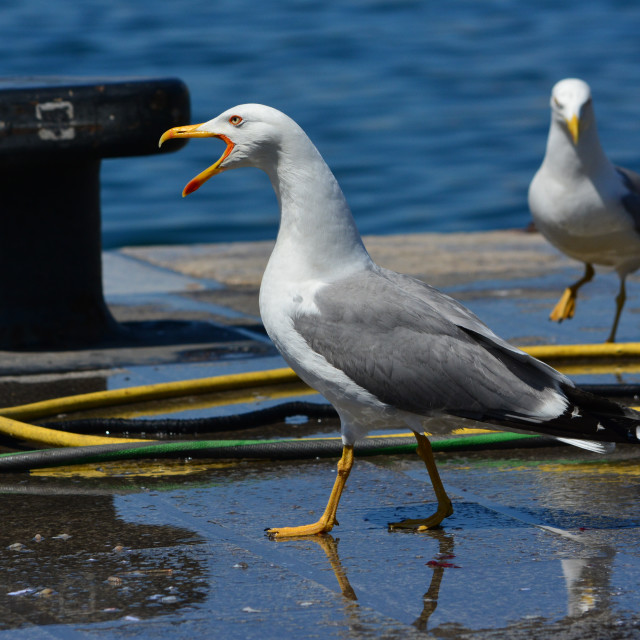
left=615, top=166, right=640, bottom=229
left=293, top=266, right=569, bottom=423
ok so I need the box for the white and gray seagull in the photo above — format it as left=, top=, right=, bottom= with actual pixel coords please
left=160, top=104, right=640, bottom=538
left=529, top=78, right=640, bottom=343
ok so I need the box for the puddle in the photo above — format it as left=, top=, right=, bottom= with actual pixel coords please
left=0, top=490, right=207, bottom=630
left=1, top=447, right=639, bottom=638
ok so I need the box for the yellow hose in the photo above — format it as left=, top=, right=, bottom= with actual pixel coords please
left=0, top=368, right=301, bottom=448
left=0, top=415, right=148, bottom=447
left=0, top=368, right=299, bottom=448
left=521, top=342, right=640, bottom=360
left=1, top=342, right=639, bottom=450
left=0, top=367, right=299, bottom=421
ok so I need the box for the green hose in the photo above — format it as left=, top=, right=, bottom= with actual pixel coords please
left=0, top=432, right=544, bottom=473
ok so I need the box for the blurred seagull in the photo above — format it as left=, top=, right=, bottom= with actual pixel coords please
left=529, top=78, right=640, bottom=343
left=160, top=104, right=640, bottom=538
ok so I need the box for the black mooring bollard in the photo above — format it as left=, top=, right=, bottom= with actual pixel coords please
left=0, top=77, right=190, bottom=348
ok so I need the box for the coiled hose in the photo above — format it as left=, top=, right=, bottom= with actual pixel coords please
left=0, top=342, right=639, bottom=472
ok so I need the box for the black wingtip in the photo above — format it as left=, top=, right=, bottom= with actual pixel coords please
left=559, top=384, right=640, bottom=445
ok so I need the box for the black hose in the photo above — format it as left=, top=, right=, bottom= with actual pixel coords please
left=41, top=401, right=338, bottom=435
left=37, top=384, right=640, bottom=437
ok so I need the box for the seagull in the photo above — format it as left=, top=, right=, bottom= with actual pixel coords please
left=160, top=104, right=640, bottom=538
left=528, top=78, right=640, bottom=343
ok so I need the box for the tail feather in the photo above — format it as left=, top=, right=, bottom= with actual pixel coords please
left=483, top=383, right=640, bottom=447
left=555, top=438, right=616, bottom=454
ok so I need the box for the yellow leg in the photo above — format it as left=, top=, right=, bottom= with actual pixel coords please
left=605, top=276, right=626, bottom=344
left=550, top=263, right=594, bottom=322
left=267, top=445, right=354, bottom=539
left=389, top=432, right=453, bottom=531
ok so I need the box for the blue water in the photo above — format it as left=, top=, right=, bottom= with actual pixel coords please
left=4, top=1, right=640, bottom=248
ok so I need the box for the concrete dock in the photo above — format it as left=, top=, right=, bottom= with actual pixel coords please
left=1, top=230, right=640, bottom=639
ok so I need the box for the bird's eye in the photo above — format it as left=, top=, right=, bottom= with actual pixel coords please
left=553, top=97, right=563, bottom=109
left=229, top=115, right=243, bottom=126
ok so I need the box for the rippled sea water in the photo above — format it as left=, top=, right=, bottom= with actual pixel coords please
left=4, top=0, right=640, bottom=248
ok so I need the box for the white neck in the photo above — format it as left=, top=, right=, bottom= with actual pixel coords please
left=263, top=138, right=372, bottom=281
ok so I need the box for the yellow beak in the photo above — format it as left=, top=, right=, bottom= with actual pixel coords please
left=566, top=114, right=580, bottom=145
left=159, top=124, right=235, bottom=197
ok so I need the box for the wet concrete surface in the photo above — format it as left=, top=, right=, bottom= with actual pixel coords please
left=2, top=445, right=640, bottom=638
left=1, top=230, right=640, bottom=638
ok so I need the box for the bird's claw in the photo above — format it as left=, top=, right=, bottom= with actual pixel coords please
left=550, top=287, right=576, bottom=322
left=388, top=501, right=453, bottom=532
left=265, top=519, right=335, bottom=539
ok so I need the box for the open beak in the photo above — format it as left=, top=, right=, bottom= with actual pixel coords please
left=159, top=123, right=235, bottom=197
left=566, top=114, right=580, bottom=145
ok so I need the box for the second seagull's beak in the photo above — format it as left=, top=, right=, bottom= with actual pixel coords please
left=566, top=114, right=580, bottom=145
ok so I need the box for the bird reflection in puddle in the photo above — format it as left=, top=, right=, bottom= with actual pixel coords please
left=296, top=529, right=616, bottom=633
left=307, top=534, right=357, bottom=602
left=411, top=530, right=456, bottom=632
left=304, top=529, right=455, bottom=631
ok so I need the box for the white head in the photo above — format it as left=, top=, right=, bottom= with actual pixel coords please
left=159, top=104, right=309, bottom=196
left=549, top=78, right=594, bottom=145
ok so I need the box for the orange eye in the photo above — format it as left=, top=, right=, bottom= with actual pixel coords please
left=229, top=115, right=243, bottom=126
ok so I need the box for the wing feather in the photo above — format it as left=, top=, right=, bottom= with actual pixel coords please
left=293, top=267, right=568, bottom=423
